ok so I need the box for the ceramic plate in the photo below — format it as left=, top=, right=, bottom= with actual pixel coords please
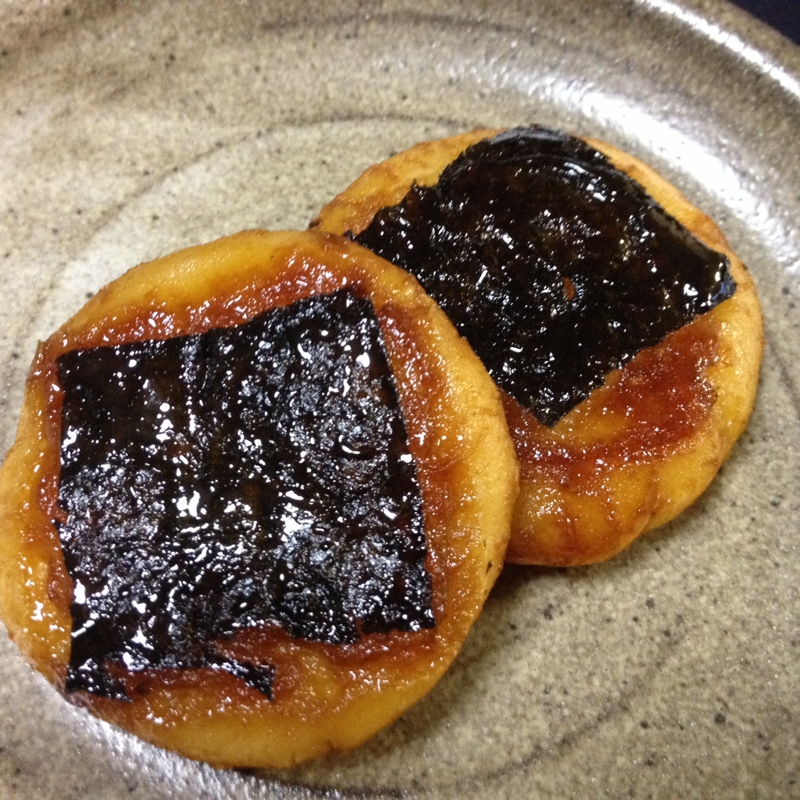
left=1, top=0, right=799, bottom=797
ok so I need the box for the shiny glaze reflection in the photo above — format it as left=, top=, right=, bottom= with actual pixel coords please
left=354, top=126, right=736, bottom=425
left=56, top=289, right=430, bottom=700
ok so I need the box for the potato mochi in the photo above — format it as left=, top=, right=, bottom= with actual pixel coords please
left=0, top=229, right=517, bottom=767
left=311, top=127, right=763, bottom=566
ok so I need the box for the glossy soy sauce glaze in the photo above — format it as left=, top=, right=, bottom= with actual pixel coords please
left=55, top=289, right=431, bottom=700
left=354, top=126, right=736, bottom=426
left=506, top=314, right=720, bottom=479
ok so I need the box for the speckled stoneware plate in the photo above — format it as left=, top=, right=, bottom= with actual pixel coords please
left=1, top=0, right=799, bottom=797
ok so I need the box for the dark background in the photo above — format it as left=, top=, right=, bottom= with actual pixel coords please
left=729, top=0, right=800, bottom=46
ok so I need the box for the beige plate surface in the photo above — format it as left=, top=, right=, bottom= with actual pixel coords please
left=1, top=1, right=800, bottom=797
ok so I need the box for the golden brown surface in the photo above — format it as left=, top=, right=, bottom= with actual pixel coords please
left=0, top=229, right=518, bottom=767
left=311, top=129, right=764, bottom=566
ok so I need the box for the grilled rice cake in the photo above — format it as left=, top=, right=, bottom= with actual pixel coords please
left=0, top=229, right=517, bottom=768
left=311, top=127, right=763, bottom=566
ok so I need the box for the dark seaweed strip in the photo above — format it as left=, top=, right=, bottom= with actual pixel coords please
left=56, top=289, right=431, bottom=699
left=355, top=126, right=735, bottom=426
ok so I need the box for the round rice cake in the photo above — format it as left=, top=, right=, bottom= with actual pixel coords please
left=0, top=229, right=517, bottom=767
left=311, top=127, right=764, bottom=566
